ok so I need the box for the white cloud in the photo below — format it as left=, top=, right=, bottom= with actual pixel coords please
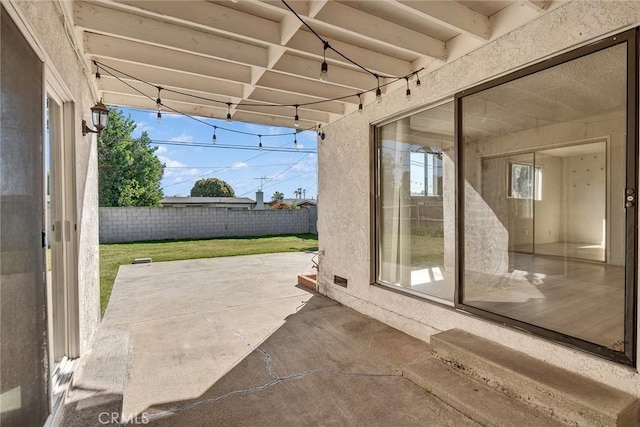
left=134, top=121, right=154, bottom=134
left=292, top=153, right=318, bottom=172
left=231, top=162, right=248, bottom=169
left=158, top=155, right=186, bottom=168
left=155, top=146, right=168, bottom=154
left=244, top=123, right=285, bottom=136
left=233, top=180, right=251, bottom=188
left=169, top=133, right=194, bottom=143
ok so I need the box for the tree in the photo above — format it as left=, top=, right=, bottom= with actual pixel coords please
left=271, top=191, right=284, bottom=202
left=294, top=188, right=303, bottom=199
left=269, top=201, right=299, bottom=210
left=98, top=109, right=164, bottom=207
left=190, top=178, right=235, bottom=197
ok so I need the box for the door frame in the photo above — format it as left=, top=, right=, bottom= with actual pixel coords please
left=45, top=72, right=80, bottom=364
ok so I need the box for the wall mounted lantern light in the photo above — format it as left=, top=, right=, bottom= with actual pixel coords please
left=82, top=100, right=109, bottom=136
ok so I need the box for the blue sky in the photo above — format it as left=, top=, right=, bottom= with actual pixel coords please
left=121, top=107, right=318, bottom=201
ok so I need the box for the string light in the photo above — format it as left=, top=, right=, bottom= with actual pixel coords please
left=294, top=105, right=300, bottom=127
left=375, top=77, right=382, bottom=104
left=95, top=60, right=424, bottom=119
left=96, top=3, right=428, bottom=119
left=212, top=126, right=217, bottom=144
left=405, top=77, right=412, bottom=101
left=258, top=134, right=263, bottom=151
left=156, top=86, right=162, bottom=123
left=94, top=61, right=101, bottom=80
left=96, top=62, right=321, bottom=145
left=294, top=134, right=298, bottom=149
left=357, top=93, right=363, bottom=113
left=319, top=41, right=329, bottom=82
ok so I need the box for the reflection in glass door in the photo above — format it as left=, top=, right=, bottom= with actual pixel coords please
left=458, top=31, right=636, bottom=364
left=483, top=142, right=607, bottom=263
left=535, top=143, right=607, bottom=263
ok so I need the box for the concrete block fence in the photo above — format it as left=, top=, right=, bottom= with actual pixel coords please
left=99, top=206, right=317, bottom=243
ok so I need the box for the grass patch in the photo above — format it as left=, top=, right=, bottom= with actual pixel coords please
left=99, top=233, right=318, bottom=316
left=411, top=236, right=445, bottom=267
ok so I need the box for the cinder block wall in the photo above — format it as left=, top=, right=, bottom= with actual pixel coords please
left=99, top=207, right=316, bottom=243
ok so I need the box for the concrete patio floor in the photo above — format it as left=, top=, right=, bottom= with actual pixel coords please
left=63, top=252, right=477, bottom=426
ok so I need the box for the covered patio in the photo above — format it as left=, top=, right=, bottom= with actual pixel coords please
left=4, top=1, right=640, bottom=426
left=62, top=252, right=477, bottom=426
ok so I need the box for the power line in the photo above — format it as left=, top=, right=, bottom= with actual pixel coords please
left=151, top=139, right=316, bottom=153
left=162, top=140, right=308, bottom=189
left=239, top=153, right=313, bottom=197
left=165, top=162, right=305, bottom=169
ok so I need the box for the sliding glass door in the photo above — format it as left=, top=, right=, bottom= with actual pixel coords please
left=457, top=30, right=637, bottom=364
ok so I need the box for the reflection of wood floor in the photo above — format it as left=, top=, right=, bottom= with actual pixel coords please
left=465, top=252, right=624, bottom=350
left=514, top=242, right=605, bottom=262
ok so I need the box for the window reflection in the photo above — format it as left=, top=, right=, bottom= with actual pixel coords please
left=461, top=43, right=626, bottom=351
left=377, top=101, right=455, bottom=302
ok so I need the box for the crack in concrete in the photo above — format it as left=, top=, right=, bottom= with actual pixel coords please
left=194, top=314, right=278, bottom=380
left=144, top=367, right=401, bottom=423
left=143, top=313, right=401, bottom=423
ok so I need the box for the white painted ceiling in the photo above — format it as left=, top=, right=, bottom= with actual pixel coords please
left=73, top=0, right=554, bottom=129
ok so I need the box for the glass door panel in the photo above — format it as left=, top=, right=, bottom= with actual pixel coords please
left=459, top=36, right=632, bottom=362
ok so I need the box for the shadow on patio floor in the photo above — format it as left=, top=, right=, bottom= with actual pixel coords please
left=63, top=253, right=476, bottom=426
left=140, top=294, right=477, bottom=426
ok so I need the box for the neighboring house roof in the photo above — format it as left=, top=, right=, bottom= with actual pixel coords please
left=271, top=198, right=317, bottom=206
left=161, top=197, right=255, bottom=206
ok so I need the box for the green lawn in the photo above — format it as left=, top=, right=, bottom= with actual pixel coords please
left=99, top=234, right=318, bottom=315
left=411, top=236, right=445, bottom=267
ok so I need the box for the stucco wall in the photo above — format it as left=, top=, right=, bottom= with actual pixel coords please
left=13, top=0, right=100, bottom=356
left=99, top=207, right=316, bottom=243
left=318, top=0, right=640, bottom=396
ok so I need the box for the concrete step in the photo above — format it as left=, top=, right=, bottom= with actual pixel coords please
left=404, top=357, right=564, bottom=427
left=430, top=329, right=639, bottom=426
left=297, top=273, right=317, bottom=292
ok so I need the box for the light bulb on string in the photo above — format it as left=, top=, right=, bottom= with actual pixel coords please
left=95, top=62, right=101, bottom=80
left=357, top=93, right=363, bottom=113
left=294, top=105, right=300, bottom=127
left=226, top=103, right=232, bottom=124
left=258, top=135, right=263, bottom=151
left=375, top=76, right=383, bottom=103
left=319, top=41, right=329, bottom=81
left=156, top=86, right=162, bottom=122
left=405, top=78, right=412, bottom=101
left=212, top=126, right=217, bottom=144
left=416, top=74, right=421, bottom=87
left=294, top=134, right=298, bottom=149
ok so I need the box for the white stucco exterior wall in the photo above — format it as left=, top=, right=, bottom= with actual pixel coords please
left=11, top=0, right=101, bottom=356
left=318, top=0, right=640, bottom=396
